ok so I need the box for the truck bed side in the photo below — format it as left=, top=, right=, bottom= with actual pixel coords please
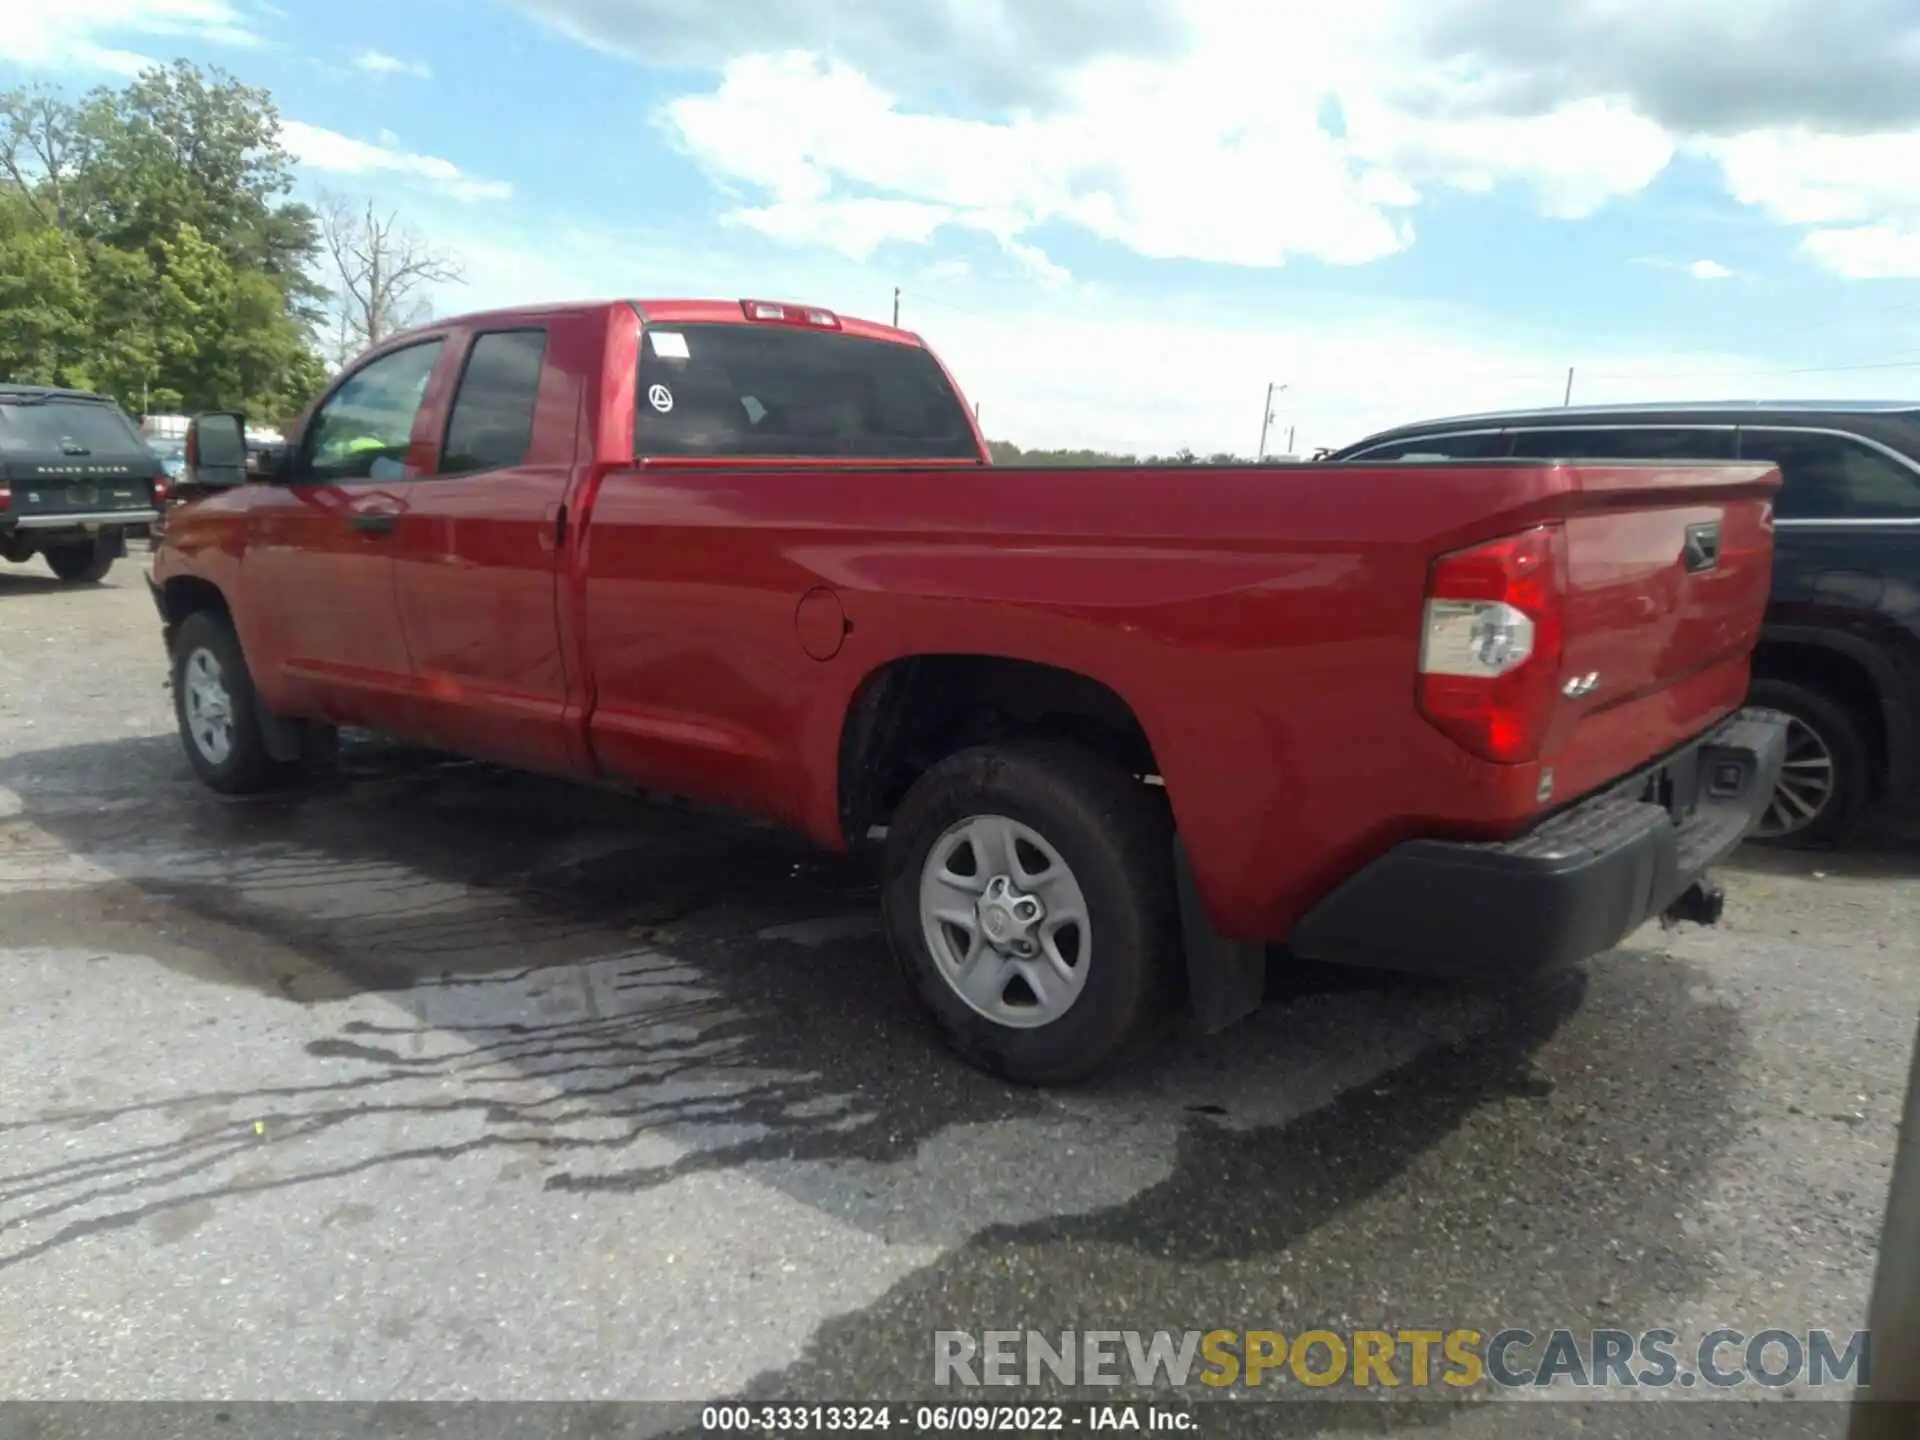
left=568, top=447, right=1776, bottom=943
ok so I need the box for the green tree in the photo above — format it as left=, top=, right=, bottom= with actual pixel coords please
left=67, top=62, right=320, bottom=307
left=0, top=63, right=330, bottom=421
left=0, top=191, right=93, bottom=387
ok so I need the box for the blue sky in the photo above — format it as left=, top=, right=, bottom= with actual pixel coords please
left=11, top=0, right=1920, bottom=454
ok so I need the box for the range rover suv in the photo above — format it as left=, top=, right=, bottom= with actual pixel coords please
left=0, top=384, right=166, bottom=584
left=1328, top=401, right=1920, bottom=848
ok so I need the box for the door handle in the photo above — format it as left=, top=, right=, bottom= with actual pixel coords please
left=352, top=512, right=399, bottom=535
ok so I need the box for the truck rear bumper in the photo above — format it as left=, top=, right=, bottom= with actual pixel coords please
left=1287, top=712, right=1788, bottom=981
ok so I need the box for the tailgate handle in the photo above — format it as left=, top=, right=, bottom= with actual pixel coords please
left=352, top=512, right=398, bottom=536
left=1683, top=521, right=1721, bottom=573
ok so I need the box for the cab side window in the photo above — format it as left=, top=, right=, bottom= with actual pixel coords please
left=1738, top=429, right=1920, bottom=521
left=439, top=329, right=548, bottom=476
left=301, top=340, right=445, bottom=483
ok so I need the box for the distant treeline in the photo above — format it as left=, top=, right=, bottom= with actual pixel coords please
left=986, top=440, right=1297, bottom=466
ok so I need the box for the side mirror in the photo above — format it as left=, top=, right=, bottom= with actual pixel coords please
left=185, top=413, right=249, bottom=489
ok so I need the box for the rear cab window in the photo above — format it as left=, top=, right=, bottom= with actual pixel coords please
left=633, top=322, right=981, bottom=461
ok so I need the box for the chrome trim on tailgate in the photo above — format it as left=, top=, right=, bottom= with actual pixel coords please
left=11, top=510, right=160, bottom=529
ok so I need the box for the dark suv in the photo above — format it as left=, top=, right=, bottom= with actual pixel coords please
left=0, top=384, right=166, bottom=584
left=1328, top=401, right=1920, bottom=848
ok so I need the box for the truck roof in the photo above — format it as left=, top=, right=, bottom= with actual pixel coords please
left=384, top=298, right=922, bottom=350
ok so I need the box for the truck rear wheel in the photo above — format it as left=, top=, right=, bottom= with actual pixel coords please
left=43, top=538, right=115, bottom=584
left=170, top=610, right=282, bottom=794
left=881, top=741, right=1178, bottom=1085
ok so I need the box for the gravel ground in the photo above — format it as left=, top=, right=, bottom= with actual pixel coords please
left=0, top=551, right=1915, bottom=1438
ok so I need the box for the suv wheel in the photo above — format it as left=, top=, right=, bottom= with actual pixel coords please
left=1746, top=677, right=1872, bottom=848
left=881, top=741, right=1178, bottom=1085
left=43, top=539, right=115, bottom=584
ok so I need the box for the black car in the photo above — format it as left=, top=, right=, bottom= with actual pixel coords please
left=1327, top=400, right=1920, bottom=848
left=0, top=384, right=166, bottom=584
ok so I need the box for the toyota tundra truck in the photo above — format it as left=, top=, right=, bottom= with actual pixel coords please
left=149, top=298, right=1788, bottom=1083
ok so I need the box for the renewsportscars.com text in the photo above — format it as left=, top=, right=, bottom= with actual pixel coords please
left=933, top=1328, right=1870, bottom=1391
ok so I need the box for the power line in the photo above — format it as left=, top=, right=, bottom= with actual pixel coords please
left=891, top=288, right=1005, bottom=324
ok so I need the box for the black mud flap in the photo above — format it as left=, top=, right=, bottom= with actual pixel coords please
left=256, top=706, right=305, bottom=763
left=1174, top=837, right=1266, bottom=1033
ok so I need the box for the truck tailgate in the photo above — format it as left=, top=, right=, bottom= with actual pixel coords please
left=1545, top=460, right=1778, bottom=798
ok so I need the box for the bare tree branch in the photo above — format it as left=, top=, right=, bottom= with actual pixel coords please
left=0, top=86, right=83, bottom=231
left=316, top=190, right=464, bottom=361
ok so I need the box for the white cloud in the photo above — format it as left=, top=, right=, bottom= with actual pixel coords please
left=5, top=0, right=261, bottom=75
left=280, top=121, right=512, bottom=204
left=1701, top=128, right=1920, bottom=229
left=1688, top=259, right=1735, bottom=280
left=429, top=213, right=1876, bottom=461
left=509, top=0, right=1187, bottom=112
left=726, top=197, right=956, bottom=261
left=354, top=50, right=432, bottom=80
left=658, top=0, right=1686, bottom=277
left=1800, top=227, right=1920, bottom=281
left=1696, top=126, right=1920, bottom=279
left=646, top=2, right=1920, bottom=285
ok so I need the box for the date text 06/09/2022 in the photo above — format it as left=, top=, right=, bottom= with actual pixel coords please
left=700, top=1404, right=1195, bottom=1433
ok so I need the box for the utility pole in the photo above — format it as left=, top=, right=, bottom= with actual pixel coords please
left=1258, top=381, right=1288, bottom=460
left=892, top=287, right=900, bottom=327
left=1564, top=367, right=1575, bottom=406
left=1285, top=425, right=1295, bottom=455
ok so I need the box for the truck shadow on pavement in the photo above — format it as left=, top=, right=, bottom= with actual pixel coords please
left=0, top=732, right=1753, bottom=1414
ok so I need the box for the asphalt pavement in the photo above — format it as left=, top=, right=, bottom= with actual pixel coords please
left=0, top=555, right=1914, bottom=1438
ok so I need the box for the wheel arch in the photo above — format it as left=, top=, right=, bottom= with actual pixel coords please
left=1751, top=627, right=1911, bottom=796
left=157, top=574, right=233, bottom=638
left=834, top=653, right=1162, bottom=846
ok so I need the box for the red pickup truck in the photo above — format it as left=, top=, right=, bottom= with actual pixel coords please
left=152, top=297, right=1788, bottom=1083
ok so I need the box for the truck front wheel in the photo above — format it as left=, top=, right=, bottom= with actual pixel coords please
left=43, top=538, right=115, bottom=584
left=170, top=610, right=282, bottom=794
left=881, top=741, right=1178, bottom=1085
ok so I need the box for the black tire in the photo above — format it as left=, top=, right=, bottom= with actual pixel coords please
left=881, top=741, right=1178, bottom=1085
left=43, top=539, right=114, bottom=584
left=170, top=610, right=283, bottom=795
left=1746, top=677, right=1873, bottom=848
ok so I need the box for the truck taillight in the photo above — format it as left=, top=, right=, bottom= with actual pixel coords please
left=152, top=473, right=169, bottom=506
left=740, top=299, right=841, bottom=329
left=1417, top=523, right=1567, bottom=764
left=0, top=482, right=9, bottom=512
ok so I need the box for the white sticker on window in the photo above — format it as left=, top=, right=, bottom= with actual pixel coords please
left=648, top=330, right=690, bottom=360
left=647, top=383, right=674, bottom=414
